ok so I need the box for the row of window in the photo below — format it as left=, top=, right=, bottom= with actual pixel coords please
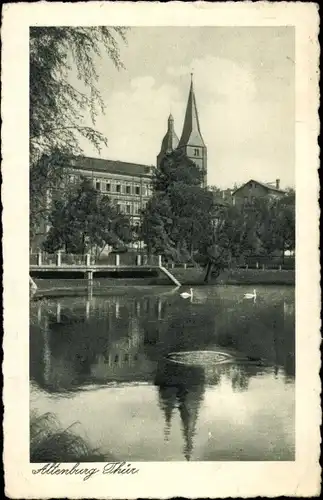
left=69, top=174, right=149, bottom=196
left=95, top=181, right=150, bottom=196
left=116, top=202, right=146, bottom=215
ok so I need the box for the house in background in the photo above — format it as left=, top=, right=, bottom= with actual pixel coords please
left=232, top=179, right=286, bottom=206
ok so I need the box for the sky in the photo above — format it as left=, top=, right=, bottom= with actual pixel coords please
left=75, top=27, right=295, bottom=189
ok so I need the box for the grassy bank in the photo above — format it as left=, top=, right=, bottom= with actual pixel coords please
left=31, top=268, right=294, bottom=298
left=152, top=267, right=295, bottom=286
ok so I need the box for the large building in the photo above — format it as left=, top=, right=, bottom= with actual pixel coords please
left=68, top=75, right=208, bottom=220
left=68, top=156, right=154, bottom=226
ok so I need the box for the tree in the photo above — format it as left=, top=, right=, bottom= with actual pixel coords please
left=141, top=194, right=176, bottom=259
left=30, top=149, right=75, bottom=245
left=43, top=178, right=133, bottom=259
left=141, top=149, right=261, bottom=282
left=153, top=149, right=204, bottom=192
left=253, top=192, right=295, bottom=260
left=30, top=27, right=128, bottom=239
left=141, top=150, right=211, bottom=262
left=199, top=203, right=251, bottom=282
left=275, top=190, right=295, bottom=260
left=30, top=26, right=127, bottom=164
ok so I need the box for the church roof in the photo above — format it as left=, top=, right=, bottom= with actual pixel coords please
left=70, top=155, right=154, bottom=178
left=158, top=114, right=179, bottom=157
left=178, top=77, right=206, bottom=148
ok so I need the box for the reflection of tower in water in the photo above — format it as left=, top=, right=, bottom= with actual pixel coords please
left=178, top=384, right=205, bottom=461
left=156, top=361, right=205, bottom=461
left=158, top=385, right=177, bottom=441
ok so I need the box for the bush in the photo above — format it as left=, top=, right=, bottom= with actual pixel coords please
left=30, top=411, right=109, bottom=463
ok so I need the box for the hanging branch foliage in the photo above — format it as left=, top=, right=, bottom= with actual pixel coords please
left=30, top=26, right=128, bottom=163
left=29, top=26, right=128, bottom=241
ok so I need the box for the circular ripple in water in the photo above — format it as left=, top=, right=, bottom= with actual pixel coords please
left=167, top=350, right=234, bottom=367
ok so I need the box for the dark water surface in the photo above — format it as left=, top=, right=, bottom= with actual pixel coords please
left=30, top=285, right=295, bottom=461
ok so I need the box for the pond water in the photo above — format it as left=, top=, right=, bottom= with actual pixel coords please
left=30, top=285, right=295, bottom=462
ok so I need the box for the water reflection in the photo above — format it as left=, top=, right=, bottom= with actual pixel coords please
left=31, top=288, right=295, bottom=390
left=156, top=360, right=206, bottom=461
left=30, top=286, right=295, bottom=461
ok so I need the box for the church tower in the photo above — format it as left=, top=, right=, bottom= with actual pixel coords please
left=157, top=114, right=179, bottom=168
left=177, top=75, right=207, bottom=188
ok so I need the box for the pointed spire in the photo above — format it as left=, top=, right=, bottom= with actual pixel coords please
left=178, top=75, right=205, bottom=148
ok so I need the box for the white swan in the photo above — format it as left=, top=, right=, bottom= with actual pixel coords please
left=180, top=288, right=193, bottom=299
left=244, top=289, right=257, bottom=300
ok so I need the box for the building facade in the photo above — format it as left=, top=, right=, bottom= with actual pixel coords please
left=68, top=156, right=154, bottom=226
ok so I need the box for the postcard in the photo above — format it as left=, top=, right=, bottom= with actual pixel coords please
left=2, top=1, right=321, bottom=498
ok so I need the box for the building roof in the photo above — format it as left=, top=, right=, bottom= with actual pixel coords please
left=178, top=76, right=206, bottom=149
left=158, top=114, right=179, bottom=157
left=232, top=179, right=286, bottom=196
left=70, top=155, right=154, bottom=178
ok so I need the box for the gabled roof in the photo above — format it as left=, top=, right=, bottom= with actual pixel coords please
left=70, top=156, right=154, bottom=178
left=232, top=179, right=286, bottom=196
left=178, top=77, right=206, bottom=148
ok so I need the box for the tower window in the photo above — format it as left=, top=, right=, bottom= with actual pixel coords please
left=194, top=149, right=200, bottom=156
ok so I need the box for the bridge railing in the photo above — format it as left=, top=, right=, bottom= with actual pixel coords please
left=61, top=253, right=87, bottom=266
left=30, top=251, right=162, bottom=267
left=41, top=253, right=57, bottom=266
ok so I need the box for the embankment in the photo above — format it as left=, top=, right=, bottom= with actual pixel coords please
left=31, top=267, right=294, bottom=298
